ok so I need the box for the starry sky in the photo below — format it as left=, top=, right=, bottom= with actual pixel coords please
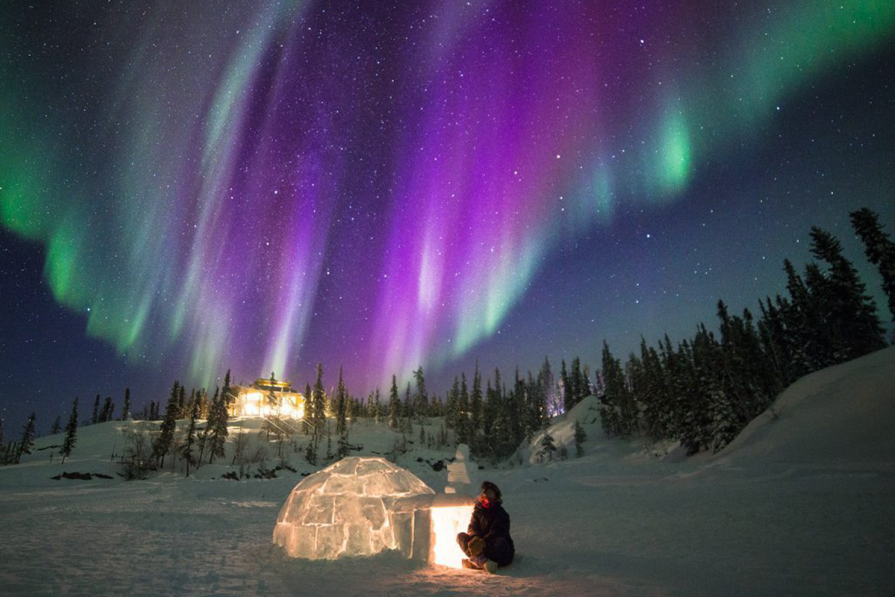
left=1, top=1, right=894, bottom=431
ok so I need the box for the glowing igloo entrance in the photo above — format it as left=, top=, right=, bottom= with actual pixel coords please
left=273, top=457, right=439, bottom=560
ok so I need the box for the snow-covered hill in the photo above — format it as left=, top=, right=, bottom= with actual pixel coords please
left=1, top=347, right=894, bottom=596
left=715, top=345, right=895, bottom=466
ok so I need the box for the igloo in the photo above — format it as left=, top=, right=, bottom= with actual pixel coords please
left=273, top=457, right=437, bottom=560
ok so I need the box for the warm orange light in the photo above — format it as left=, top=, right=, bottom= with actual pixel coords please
left=430, top=505, right=474, bottom=568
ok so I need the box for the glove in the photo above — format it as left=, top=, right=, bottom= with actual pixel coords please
left=468, top=536, right=486, bottom=557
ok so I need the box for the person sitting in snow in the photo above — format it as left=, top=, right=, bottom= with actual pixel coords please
left=456, top=481, right=515, bottom=572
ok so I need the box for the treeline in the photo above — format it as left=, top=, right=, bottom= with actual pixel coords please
left=3, top=209, right=891, bottom=469
left=599, top=208, right=893, bottom=454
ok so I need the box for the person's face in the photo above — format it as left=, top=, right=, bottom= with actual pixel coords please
left=482, top=488, right=497, bottom=501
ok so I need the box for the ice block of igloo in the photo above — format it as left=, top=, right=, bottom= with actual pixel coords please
left=273, top=456, right=435, bottom=560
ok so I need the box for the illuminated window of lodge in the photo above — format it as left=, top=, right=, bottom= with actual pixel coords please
left=228, top=376, right=305, bottom=419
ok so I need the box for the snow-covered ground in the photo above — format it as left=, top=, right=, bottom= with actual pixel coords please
left=2, top=347, right=894, bottom=596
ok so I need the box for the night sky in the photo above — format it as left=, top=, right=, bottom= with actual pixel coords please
left=1, top=1, right=894, bottom=432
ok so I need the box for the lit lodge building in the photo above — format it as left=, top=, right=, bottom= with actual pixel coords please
left=227, top=374, right=305, bottom=419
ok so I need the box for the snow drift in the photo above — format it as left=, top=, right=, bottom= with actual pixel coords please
left=715, top=345, right=895, bottom=466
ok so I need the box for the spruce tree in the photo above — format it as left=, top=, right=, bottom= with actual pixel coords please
left=810, top=226, right=885, bottom=358
left=302, top=382, right=313, bottom=434
left=61, top=398, right=79, bottom=463
left=570, top=357, right=583, bottom=410
left=122, top=387, right=131, bottom=421
left=470, top=361, right=484, bottom=435
left=51, top=416, right=62, bottom=435
left=221, top=370, right=233, bottom=411
left=177, top=384, right=187, bottom=419
left=180, top=397, right=200, bottom=476
left=457, top=373, right=470, bottom=444
left=573, top=419, right=587, bottom=457
left=92, top=394, right=100, bottom=425
left=600, top=342, right=635, bottom=437
left=851, top=207, right=895, bottom=320
left=209, top=387, right=229, bottom=464
left=445, top=376, right=460, bottom=432
left=17, top=412, right=36, bottom=463
left=152, top=381, right=180, bottom=468
left=538, top=431, right=557, bottom=462
left=540, top=356, right=556, bottom=416
left=337, top=426, right=350, bottom=459
left=388, top=375, right=400, bottom=430
left=312, top=363, right=327, bottom=443
left=99, top=396, right=114, bottom=423
left=305, top=437, right=317, bottom=465
left=413, top=366, right=429, bottom=421
left=560, top=359, right=571, bottom=413
left=335, top=366, right=348, bottom=435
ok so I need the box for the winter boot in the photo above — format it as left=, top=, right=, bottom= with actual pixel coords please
left=461, top=558, right=477, bottom=570
left=468, top=536, right=486, bottom=557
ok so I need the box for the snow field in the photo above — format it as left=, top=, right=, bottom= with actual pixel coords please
left=1, top=347, right=894, bottom=595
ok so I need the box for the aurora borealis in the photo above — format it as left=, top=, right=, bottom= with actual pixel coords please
left=1, top=1, right=894, bottom=426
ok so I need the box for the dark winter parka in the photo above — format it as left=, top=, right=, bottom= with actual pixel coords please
left=468, top=499, right=515, bottom=554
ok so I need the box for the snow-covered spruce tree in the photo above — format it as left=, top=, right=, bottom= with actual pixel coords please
left=539, top=356, right=558, bottom=416
left=638, top=339, right=669, bottom=440
left=757, top=296, right=796, bottom=393
left=782, top=259, right=828, bottom=374
left=716, top=302, right=767, bottom=428
left=538, top=431, right=557, bottom=462
left=444, top=376, right=460, bottom=433
left=337, top=426, right=350, bottom=459
left=413, top=366, right=429, bottom=423
left=810, top=226, right=885, bottom=359
left=152, top=381, right=180, bottom=469
left=569, top=357, right=584, bottom=411
left=122, top=387, right=131, bottom=421
left=312, top=364, right=327, bottom=441
left=17, top=412, right=36, bottom=463
left=335, top=366, right=348, bottom=436
left=851, top=207, right=895, bottom=321
left=178, top=384, right=187, bottom=419
left=402, top=382, right=414, bottom=432
left=60, top=399, right=78, bottom=463
left=370, top=388, right=382, bottom=424
left=350, top=395, right=361, bottom=423
left=324, top=425, right=333, bottom=462
left=490, top=385, right=517, bottom=460
left=186, top=388, right=197, bottom=419
left=305, top=436, right=317, bottom=466
left=91, top=394, right=100, bottom=425
left=470, top=362, right=484, bottom=435
left=560, top=359, right=570, bottom=414
left=457, top=373, right=471, bottom=445
left=302, top=382, right=313, bottom=435
left=196, top=387, right=214, bottom=463
left=600, top=342, right=627, bottom=437
left=387, top=375, right=401, bottom=430
left=573, top=419, right=586, bottom=457
left=180, top=398, right=200, bottom=476
left=99, top=396, right=114, bottom=423
left=527, top=371, right=548, bottom=438
left=51, top=416, right=61, bottom=435
left=209, top=388, right=229, bottom=464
